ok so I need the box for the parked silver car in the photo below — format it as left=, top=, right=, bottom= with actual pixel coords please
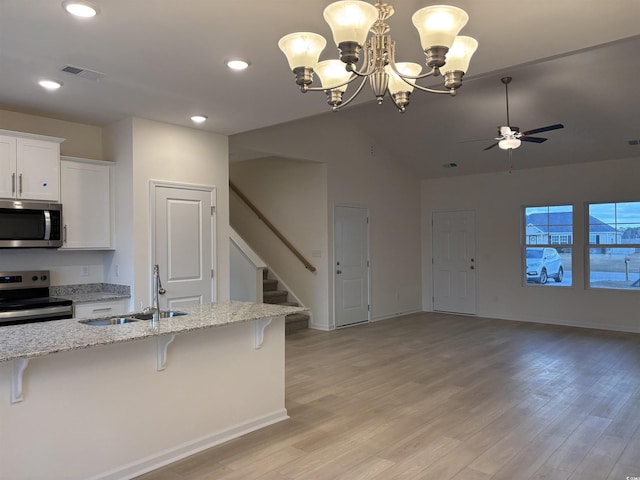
left=526, top=247, right=564, bottom=284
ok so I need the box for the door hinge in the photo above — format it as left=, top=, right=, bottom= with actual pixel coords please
left=211, top=269, right=215, bottom=278
left=368, top=305, right=370, bottom=311
left=367, top=260, right=370, bottom=267
left=366, top=217, right=369, bottom=224
left=211, top=206, right=216, bottom=215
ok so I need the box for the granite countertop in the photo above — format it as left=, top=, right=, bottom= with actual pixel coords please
left=0, top=301, right=306, bottom=363
left=51, top=283, right=131, bottom=304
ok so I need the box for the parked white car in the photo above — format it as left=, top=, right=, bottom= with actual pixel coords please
left=526, top=247, right=564, bottom=284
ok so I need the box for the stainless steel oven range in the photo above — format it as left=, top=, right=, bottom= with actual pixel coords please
left=0, top=270, right=73, bottom=326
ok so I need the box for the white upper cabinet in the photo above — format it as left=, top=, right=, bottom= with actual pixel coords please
left=0, top=130, right=64, bottom=201
left=60, top=156, right=115, bottom=250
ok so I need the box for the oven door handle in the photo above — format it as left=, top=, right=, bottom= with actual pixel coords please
left=0, top=305, right=73, bottom=321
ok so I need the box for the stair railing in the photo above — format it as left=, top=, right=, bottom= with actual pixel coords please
left=230, top=182, right=317, bottom=273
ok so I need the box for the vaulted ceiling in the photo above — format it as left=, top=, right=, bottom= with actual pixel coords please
left=1, top=1, right=639, bottom=177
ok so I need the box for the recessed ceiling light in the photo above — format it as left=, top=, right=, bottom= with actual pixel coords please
left=226, top=59, right=250, bottom=71
left=191, top=115, right=208, bottom=124
left=38, top=79, right=63, bottom=91
left=62, top=0, right=100, bottom=18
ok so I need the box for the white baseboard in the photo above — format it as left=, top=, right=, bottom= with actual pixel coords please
left=91, top=409, right=289, bottom=480
left=372, top=309, right=422, bottom=323
left=309, top=321, right=332, bottom=331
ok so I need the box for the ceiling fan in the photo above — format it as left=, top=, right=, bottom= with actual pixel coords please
left=482, top=76, right=564, bottom=152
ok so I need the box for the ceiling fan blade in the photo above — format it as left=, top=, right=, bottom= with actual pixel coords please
left=521, top=136, right=548, bottom=144
left=522, top=124, right=564, bottom=135
left=483, top=142, right=499, bottom=151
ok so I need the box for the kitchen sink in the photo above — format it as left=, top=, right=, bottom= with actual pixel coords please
left=79, top=317, right=139, bottom=326
left=132, top=310, right=188, bottom=320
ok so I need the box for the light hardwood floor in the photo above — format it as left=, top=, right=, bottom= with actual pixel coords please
left=137, top=312, right=640, bottom=480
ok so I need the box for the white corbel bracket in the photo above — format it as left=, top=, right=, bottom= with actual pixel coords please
left=156, top=334, right=176, bottom=371
left=254, top=318, right=273, bottom=349
left=11, top=358, right=30, bottom=404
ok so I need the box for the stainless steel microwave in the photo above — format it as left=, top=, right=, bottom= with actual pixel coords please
left=0, top=200, right=63, bottom=248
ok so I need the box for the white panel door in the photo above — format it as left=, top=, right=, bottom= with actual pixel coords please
left=335, top=205, right=369, bottom=328
left=432, top=210, right=477, bottom=315
left=154, top=185, right=215, bottom=310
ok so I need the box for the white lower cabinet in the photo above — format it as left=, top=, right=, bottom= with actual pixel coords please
left=74, top=299, right=129, bottom=319
left=60, top=156, right=114, bottom=250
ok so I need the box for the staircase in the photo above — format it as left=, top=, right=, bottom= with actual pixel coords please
left=262, top=269, right=309, bottom=334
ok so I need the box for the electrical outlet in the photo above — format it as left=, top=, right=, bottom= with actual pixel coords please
left=81, top=265, right=90, bottom=277
left=115, top=265, right=120, bottom=277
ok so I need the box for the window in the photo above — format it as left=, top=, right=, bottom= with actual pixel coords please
left=587, top=201, right=640, bottom=290
left=523, top=205, right=572, bottom=286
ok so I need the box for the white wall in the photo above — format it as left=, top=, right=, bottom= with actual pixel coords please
left=422, top=156, right=640, bottom=333
left=230, top=157, right=328, bottom=328
left=104, top=117, right=230, bottom=308
left=103, top=118, right=135, bottom=299
left=0, top=108, right=103, bottom=159
left=230, top=115, right=422, bottom=329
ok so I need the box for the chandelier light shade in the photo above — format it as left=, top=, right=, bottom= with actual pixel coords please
left=323, top=1, right=379, bottom=59
left=412, top=6, right=468, bottom=51
left=278, top=32, right=327, bottom=68
left=278, top=1, right=478, bottom=113
left=315, top=59, right=353, bottom=106
left=386, top=62, right=421, bottom=95
left=440, top=36, right=478, bottom=88
left=315, top=60, right=352, bottom=91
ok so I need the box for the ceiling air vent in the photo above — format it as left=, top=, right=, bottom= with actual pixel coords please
left=60, top=65, right=105, bottom=81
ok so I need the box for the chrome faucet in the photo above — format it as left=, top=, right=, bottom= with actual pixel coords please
left=151, top=264, right=166, bottom=325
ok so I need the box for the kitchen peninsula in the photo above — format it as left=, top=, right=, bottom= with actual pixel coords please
left=0, top=301, right=304, bottom=480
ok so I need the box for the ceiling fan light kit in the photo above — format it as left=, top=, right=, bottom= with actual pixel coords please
left=278, top=1, right=478, bottom=113
left=498, top=137, right=521, bottom=150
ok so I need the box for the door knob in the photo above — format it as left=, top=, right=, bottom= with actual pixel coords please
left=470, top=266, right=475, bottom=270
left=337, top=270, right=342, bottom=274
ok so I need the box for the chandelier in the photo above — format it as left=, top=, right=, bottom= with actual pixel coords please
left=278, top=1, right=478, bottom=113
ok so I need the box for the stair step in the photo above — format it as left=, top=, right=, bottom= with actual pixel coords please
left=285, top=313, right=309, bottom=335
left=263, top=279, right=278, bottom=292
left=280, top=301, right=299, bottom=307
left=263, top=290, right=288, bottom=304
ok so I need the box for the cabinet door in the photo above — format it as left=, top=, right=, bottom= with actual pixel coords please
left=0, top=135, right=17, bottom=198
left=16, top=138, right=60, bottom=201
left=61, top=159, right=113, bottom=249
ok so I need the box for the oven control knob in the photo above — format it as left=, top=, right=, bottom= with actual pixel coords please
left=32, top=275, right=38, bottom=282
left=40, top=275, right=47, bottom=281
